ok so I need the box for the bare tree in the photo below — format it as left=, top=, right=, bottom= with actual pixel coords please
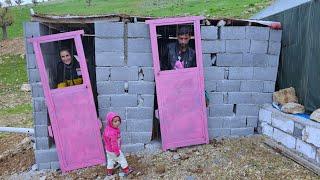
left=15, top=0, right=24, bottom=7
left=86, top=0, right=92, bottom=6
left=5, top=0, right=12, bottom=7
left=0, top=7, right=14, bottom=40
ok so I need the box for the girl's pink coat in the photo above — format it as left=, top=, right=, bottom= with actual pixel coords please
left=103, top=112, right=121, bottom=156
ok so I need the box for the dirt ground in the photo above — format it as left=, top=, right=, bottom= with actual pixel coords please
left=0, top=134, right=319, bottom=179
left=0, top=38, right=25, bottom=56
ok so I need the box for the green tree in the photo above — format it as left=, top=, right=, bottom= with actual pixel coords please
left=0, top=5, right=14, bottom=40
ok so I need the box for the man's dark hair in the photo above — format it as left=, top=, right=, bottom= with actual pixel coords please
left=177, top=26, right=192, bottom=36
left=59, top=47, right=71, bottom=54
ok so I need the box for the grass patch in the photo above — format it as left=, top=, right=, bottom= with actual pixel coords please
left=0, top=103, right=32, bottom=115
left=0, top=55, right=28, bottom=94
left=0, top=0, right=272, bottom=39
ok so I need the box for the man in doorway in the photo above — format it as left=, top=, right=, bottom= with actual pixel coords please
left=160, top=26, right=196, bottom=71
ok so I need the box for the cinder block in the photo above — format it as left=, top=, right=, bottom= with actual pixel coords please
left=204, top=67, right=225, bottom=80
left=25, top=39, right=34, bottom=54
left=127, top=119, right=153, bottom=132
left=128, top=38, right=151, bottom=53
left=216, top=80, right=240, bottom=92
left=240, top=80, right=263, bottom=92
left=229, top=116, right=247, bottom=128
left=302, top=126, right=320, bottom=148
left=269, top=29, right=282, bottom=42
left=127, top=107, right=153, bottom=119
left=271, top=115, right=294, bottom=134
left=202, top=40, right=226, bottom=53
left=268, top=55, right=279, bottom=67
left=253, top=67, right=277, bottom=81
left=208, top=128, right=231, bottom=138
left=227, top=92, right=253, bottom=104
left=128, top=23, right=150, bottom=38
left=259, top=108, right=272, bottom=124
left=128, top=81, right=155, bottom=94
left=252, top=93, right=272, bottom=104
left=95, top=52, right=125, bottom=67
left=207, top=92, right=224, bottom=104
left=122, top=143, right=145, bottom=153
left=296, top=139, right=316, bottom=159
left=139, top=95, right=154, bottom=107
left=205, top=80, right=217, bottom=92
left=250, top=40, right=268, bottom=54
left=95, top=22, right=124, bottom=37
left=95, top=38, right=124, bottom=52
left=216, top=53, right=243, bottom=66
left=31, top=83, right=44, bottom=97
left=268, top=41, right=281, bottom=55
left=231, top=127, right=254, bottom=136
left=95, top=67, right=110, bottom=81
left=34, top=112, right=49, bottom=125
left=252, top=54, right=268, bottom=67
left=28, top=69, right=41, bottom=83
left=263, top=81, right=276, bottom=93
left=261, top=122, right=273, bottom=137
left=51, top=161, right=60, bottom=170
left=220, top=27, right=246, bottom=39
left=235, top=104, right=259, bottom=116
left=38, top=162, right=51, bottom=170
left=246, top=26, right=269, bottom=40
left=35, top=125, right=48, bottom=137
left=247, top=116, right=258, bottom=127
left=273, top=128, right=296, bottom=149
left=35, top=148, right=59, bottom=163
left=127, top=52, right=153, bottom=67
left=111, top=94, right=138, bottom=107
left=201, top=26, right=218, bottom=40
left=242, top=53, right=253, bottom=66
left=209, top=104, right=234, bottom=117
left=97, top=81, right=125, bottom=94
left=33, top=97, right=47, bottom=112
left=228, top=67, right=253, bottom=80
left=111, top=67, right=139, bottom=81
left=131, top=132, right=152, bottom=144
left=97, top=95, right=111, bottom=109
left=225, top=40, right=250, bottom=53
left=26, top=53, right=37, bottom=69
left=203, top=53, right=213, bottom=67
left=36, top=137, right=50, bottom=150
left=208, top=117, right=232, bottom=129
left=140, top=67, right=154, bottom=81
left=121, top=132, right=132, bottom=144
left=293, top=122, right=304, bottom=139
left=24, top=22, right=41, bottom=38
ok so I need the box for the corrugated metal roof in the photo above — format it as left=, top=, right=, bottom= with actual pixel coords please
left=251, top=0, right=311, bottom=19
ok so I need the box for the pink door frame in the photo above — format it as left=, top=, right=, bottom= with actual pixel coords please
left=28, top=30, right=105, bottom=172
left=146, top=16, right=209, bottom=150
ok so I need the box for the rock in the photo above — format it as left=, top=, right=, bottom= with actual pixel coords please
left=31, top=164, right=38, bottom=171
left=185, top=176, right=195, bottom=180
left=281, top=102, right=305, bottom=114
left=155, top=164, right=166, bottom=174
left=20, top=83, right=31, bottom=92
left=273, top=87, right=298, bottom=105
left=39, top=176, right=46, bottom=180
left=173, top=154, right=180, bottom=160
left=310, top=108, right=320, bottom=122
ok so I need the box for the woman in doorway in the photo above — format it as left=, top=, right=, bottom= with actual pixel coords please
left=56, top=47, right=83, bottom=88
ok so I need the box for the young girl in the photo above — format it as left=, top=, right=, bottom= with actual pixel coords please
left=103, top=112, right=133, bottom=176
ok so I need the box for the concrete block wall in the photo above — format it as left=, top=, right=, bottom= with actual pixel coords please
left=95, top=22, right=155, bottom=153
left=24, top=22, right=59, bottom=170
left=259, top=104, right=320, bottom=165
left=201, top=25, right=281, bottom=138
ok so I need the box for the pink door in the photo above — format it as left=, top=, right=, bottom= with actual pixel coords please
left=146, top=17, right=209, bottom=150
left=29, top=30, right=105, bottom=172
